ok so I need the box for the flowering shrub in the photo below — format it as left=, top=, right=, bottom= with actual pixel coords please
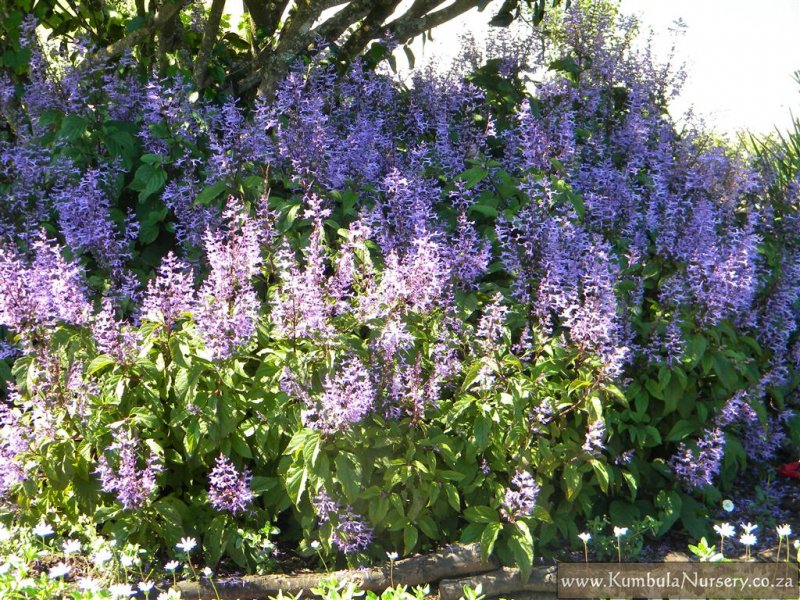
left=1, top=1, right=799, bottom=578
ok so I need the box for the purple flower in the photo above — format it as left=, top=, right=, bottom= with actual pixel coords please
left=312, top=490, right=373, bottom=554
left=0, top=233, right=91, bottom=336
left=501, top=470, right=540, bottom=522
left=92, top=297, right=139, bottom=364
left=669, top=427, right=726, bottom=491
left=141, top=252, right=196, bottom=328
left=582, top=420, right=606, bottom=457
left=0, top=403, right=29, bottom=499
left=476, top=294, right=509, bottom=353
left=208, top=455, right=253, bottom=514
left=301, top=357, right=375, bottom=435
left=195, top=198, right=262, bottom=359
left=96, top=431, right=161, bottom=510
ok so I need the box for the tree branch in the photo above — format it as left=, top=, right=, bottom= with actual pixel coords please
left=243, top=0, right=291, bottom=39
left=385, top=0, right=483, bottom=45
left=339, top=0, right=401, bottom=62
left=194, top=0, right=227, bottom=87
left=249, top=0, right=347, bottom=96
left=311, top=0, right=375, bottom=43
left=93, top=0, right=188, bottom=63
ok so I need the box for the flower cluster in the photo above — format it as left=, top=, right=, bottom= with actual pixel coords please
left=312, top=490, right=373, bottom=554
left=501, top=470, right=540, bottom=522
left=95, top=431, right=161, bottom=510
left=208, top=454, right=253, bottom=515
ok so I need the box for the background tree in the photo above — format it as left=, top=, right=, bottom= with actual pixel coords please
left=0, top=0, right=568, bottom=99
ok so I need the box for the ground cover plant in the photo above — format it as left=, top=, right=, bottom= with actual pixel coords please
left=2, top=0, right=800, bottom=595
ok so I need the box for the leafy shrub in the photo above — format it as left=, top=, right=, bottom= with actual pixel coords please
left=1, top=0, right=798, bottom=577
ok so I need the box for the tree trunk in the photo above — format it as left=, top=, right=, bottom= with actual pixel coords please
left=174, top=543, right=499, bottom=599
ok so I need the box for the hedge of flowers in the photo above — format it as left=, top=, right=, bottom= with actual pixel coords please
left=1, top=0, right=799, bottom=579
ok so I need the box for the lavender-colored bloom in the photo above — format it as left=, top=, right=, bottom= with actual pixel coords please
left=501, top=470, right=540, bottom=522
left=141, top=252, right=196, bottom=328
left=54, top=168, right=137, bottom=296
left=0, top=404, right=28, bottom=498
left=0, top=233, right=91, bottom=335
left=669, top=427, right=726, bottom=491
left=208, top=455, right=253, bottom=514
left=92, top=297, right=139, bottom=364
left=95, top=431, right=161, bottom=509
left=476, top=294, right=509, bottom=353
left=312, top=489, right=373, bottom=554
left=195, top=198, right=262, bottom=359
left=449, top=212, right=491, bottom=288
left=582, top=420, right=606, bottom=457
left=301, top=358, right=375, bottom=435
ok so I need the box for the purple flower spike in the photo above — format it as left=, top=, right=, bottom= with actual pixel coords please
left=208, top=454, right=253, bottom=515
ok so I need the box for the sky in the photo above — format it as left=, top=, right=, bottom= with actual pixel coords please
left=225, top=0, right=800, bottom=137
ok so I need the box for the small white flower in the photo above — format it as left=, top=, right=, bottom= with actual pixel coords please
left=202, top=567, right=213, bottom=577
left=387, top=551, right=399, bottom=561
left=310, top=540, right=321, bottom=550
left=578, top=532, right=591, bottom=543
left=777, top=524, right=792, bottom=538
left=722, top=499, right=735, bottom=512
left=62, top=539, right=82, bottom=554
left=176, top=537, right=196, bottom=553
left=109, top=583, right=136, bottom=597
left=78, top=578, right=100, bottom=591
left=120, top=554, right=135, bottom=567
left=741, top=522, right=758, bottom=534
left=138, top=581, right=154, bottom=592
left=48, top=562, right=71, bottom=579
left=157, top=591, right=183, bottom=600
left=92, top=548, right=114, bottom=566
left=164, top=560, right=180, bottom=571
left=794, top=540, right=800, bottom=549
left=0, top=562, right=10, bottom=575
left=740, top=533, right=757, bottom=547
left=613, top=527, right=628, bottom=538
left=0, top=526, right=12, bottom=543
left=32, top=522, right=54, bottom=537
left=713, top=523, right=735, bottom=538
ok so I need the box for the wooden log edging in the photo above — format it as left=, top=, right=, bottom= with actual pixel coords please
left=174, top=543, right=500, bottom=600
left=438, top=566, right=557, bottom=600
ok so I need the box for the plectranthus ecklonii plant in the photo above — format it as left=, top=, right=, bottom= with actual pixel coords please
left=0, top=0, right=798, bottom=578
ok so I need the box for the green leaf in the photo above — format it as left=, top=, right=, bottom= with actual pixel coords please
left=562, top=463, right=582, bottom=502
left=712, top=355, right=739, bottom=391
left=195, top=180, right=228, bottom=206
left=334, top=453, right=362, bottom=501
left=549, top=55, right=581, bottom=77
left=285, top=464, right=307, bottom=505
left=153, top=497, right=187, bottom=545
left=417, top=513, right=438, bottom=539
left=130, top=163, right=167, bottom=201
left=469, top=203, right=498, bottom=217
left=655, top=489, right=683, bottom=535
left=403, top=524, right=418, bottom=554
left=204, top=515, right=227, bottom=566
left=444, top=483, right=461, bottom=512
left=589, top=459, right=610, bottom=493
left=458, top=167, right=488, bottom=189
left=622, top=471, right=638, bottom=500
left=87, top=355, right=115, bottom=375
left=464, top=506, right=498, bottom=524
left=58, top=115, right=87, bottom=141
left=666, top=419, right=696, bottom=442
left=460, top=523, right=485, bottom=544
left=480, top=522, right=503, bottom=561
left=508, top=521, right=534, bottom=581
left=474, top=415, right=492, bottom=450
